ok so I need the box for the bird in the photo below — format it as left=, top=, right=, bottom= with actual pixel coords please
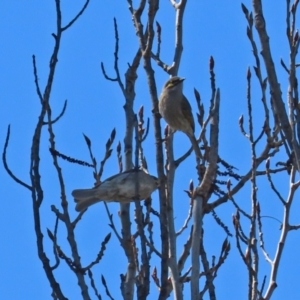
left=158, top=76, right=202, bottom=159
left=72, top=168, right=159, bottom=211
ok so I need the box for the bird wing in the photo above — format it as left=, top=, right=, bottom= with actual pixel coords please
left=181, top=95, right=195, bottom=133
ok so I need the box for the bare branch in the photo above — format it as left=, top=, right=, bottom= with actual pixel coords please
left=82, top=233, right=112, bottom=271
left=103, top=202, right=122, bottom=243
left=2, top=125, right=32, bottom=191
left=88, top=269, right=102, bottom=300
left=192, top=89, right=220, bottom=297
left=43, top=100, right=67, bottom=125
left=32, top=55, right=43, bottom=103
left=61, top=0, right=90, bottom=31
left=252, top=0, right=297, bottom=160
left=101, top=274, right=114, bottom=300
left=176, top=199, right=193, bottom=236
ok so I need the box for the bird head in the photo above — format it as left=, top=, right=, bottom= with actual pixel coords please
left=164, top=76, right=185, bottom=91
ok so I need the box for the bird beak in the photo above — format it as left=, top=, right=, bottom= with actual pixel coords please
left=180, top=77, right=185, bottom=82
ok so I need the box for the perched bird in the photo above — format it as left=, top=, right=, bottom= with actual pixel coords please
left=72, top=168, right=158, bottom=211
left=159, top=76, right=202, bottom=159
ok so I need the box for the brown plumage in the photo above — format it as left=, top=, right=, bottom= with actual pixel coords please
left=72, top=168, right=159, bottom=211
left=159, top=76, right=202, bottom=159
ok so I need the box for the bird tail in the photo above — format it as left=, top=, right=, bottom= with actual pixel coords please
left=72, top=189, right=102, bottom=212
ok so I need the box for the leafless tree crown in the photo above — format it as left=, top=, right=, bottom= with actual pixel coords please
left=3, top=1, right=300, bottom=299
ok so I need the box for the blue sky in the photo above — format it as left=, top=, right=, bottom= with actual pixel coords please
left=1, top=1, right=300, bottom=299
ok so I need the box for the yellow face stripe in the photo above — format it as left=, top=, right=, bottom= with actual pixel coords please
left=167, top=79, right=180, bottom=88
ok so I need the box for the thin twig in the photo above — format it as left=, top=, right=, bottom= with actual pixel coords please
left=2, top=125, right=32, bottom=190
left=61, top=0, right=90, bottom=31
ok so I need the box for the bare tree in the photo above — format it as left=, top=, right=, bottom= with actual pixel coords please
left=3, top=0, right=300, bottom=299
